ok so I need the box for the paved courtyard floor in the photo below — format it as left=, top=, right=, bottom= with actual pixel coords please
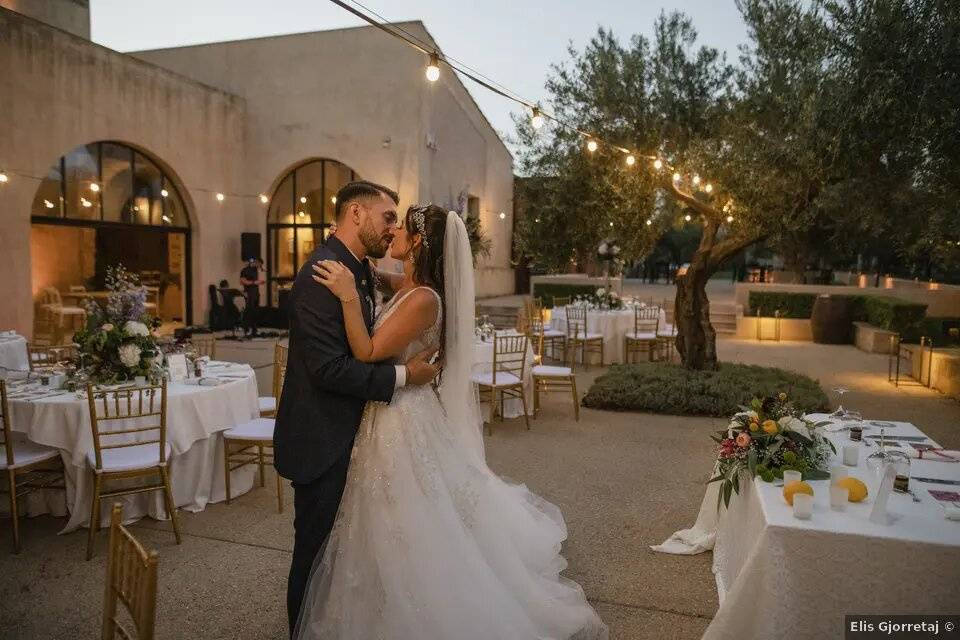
left=1, top=337, right=957, bottom=639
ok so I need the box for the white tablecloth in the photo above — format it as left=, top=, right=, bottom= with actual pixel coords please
left=472, top=334, right=535, bottom=419
left=550, top=307, right=667, bottom=365
left=656, top=414, right=960, bottom=639
left=6, top=362, right=259, bottom=532
left=0, top=333, right=29, bottom=371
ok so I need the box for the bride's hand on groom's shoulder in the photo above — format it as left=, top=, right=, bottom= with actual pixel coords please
left=312, top=260, right=357, bottom=302
left=405, top=348, right=441, bottom=386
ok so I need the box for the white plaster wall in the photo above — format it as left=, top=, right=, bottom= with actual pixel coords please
left=0, top=8, right=247, bottom=335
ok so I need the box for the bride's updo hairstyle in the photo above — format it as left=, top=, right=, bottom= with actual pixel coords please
left=405, top=204, right=449, bottom=357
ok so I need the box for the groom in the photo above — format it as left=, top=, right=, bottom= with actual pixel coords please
left=274, top=180, right=440, bottom=636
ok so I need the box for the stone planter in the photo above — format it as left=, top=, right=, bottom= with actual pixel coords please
left=853, top=321, right=898, bottom=354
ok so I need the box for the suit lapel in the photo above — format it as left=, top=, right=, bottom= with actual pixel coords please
left=326, top=236, right=373, bottom=330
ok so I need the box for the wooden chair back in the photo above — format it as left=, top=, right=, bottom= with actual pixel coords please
left=633, top=306, right=660, bottom=334
left=86, top=382, right=168, bottom=472
left=273, top=342, right=289, bottom=400
left=28, top=343, right=78, bottom=370
left=491, top=334, right=529, bottom=384
left=190, top=334, right=217, bottom=359
left=102, top=503, right=159, bottom=640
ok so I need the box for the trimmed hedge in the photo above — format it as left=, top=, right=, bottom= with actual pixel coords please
left=747, top=291, right=927, bottom=335
left=532, top=283, right=599, bottom=308
left=582, top=362, right=829, bottom=417
left=747, top=291, right=817, bottom=319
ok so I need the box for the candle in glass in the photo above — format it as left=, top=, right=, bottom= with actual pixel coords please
left=793, top=493, right=813, bottom=519
left=830, top=486, right=849, bottom=510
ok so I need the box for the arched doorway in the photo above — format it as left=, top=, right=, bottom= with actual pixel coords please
left=30, top=141, right=193, bottom=325
left=265, top=158, right=357, bottom=306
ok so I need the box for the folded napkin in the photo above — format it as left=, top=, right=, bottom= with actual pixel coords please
left=944, top=505, right=960, bottom=521
left=907, top=448, right=960, bottom=462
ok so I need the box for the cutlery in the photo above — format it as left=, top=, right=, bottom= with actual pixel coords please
left=912, top=477, right=960, bottom=486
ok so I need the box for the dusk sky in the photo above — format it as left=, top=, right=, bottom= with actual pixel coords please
left=91, top=0, right=750, bottom=142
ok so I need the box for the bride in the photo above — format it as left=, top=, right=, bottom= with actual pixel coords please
left=295, top=204, right=607, bottom=640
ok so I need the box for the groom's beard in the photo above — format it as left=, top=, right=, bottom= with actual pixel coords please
left=359, top=220, right=392, bottom=259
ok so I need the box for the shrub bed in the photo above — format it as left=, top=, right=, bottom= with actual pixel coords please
left=582, top=362, right=829, bottom=417
left=747, top=291, right=927, bottom=336
left=532, top=283, right=600, bottom=308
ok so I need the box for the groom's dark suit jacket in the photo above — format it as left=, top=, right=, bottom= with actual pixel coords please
left=273, top=236, right=397, bottom=485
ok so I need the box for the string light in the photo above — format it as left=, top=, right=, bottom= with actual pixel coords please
left=684, top=214, right=692, bottom=222
left=216, top=193, right=225, bottom=202
left=259, top=194, right=269, bottom=204
left=672, top=172, right=681, bottom=183
left=608, top=221, right=614, bottom=227
left=0, top=171, right=7, bottom=183
left=692, top=175, right=701, bottom=186
left=298, top=210, right=305, bottom=218
left=586, top=139, right=598, bottom=153
left=425, top=52, right=440, bottom=82
left=704, top=183, right=713, bottom=193
left=530, top=107, right=544, bottom=130
left=499, top=211, right=506, bottom=220
left=89, top=183, right=100, bottom=193
left=625, top=154, right=636, bottom=167
left=646, top=219, right=652, bottom=226
left=81, top=197, right=92, bottom=208
left=300, top=196, right=307, bottom=204
left=653, top=158, right=663, bottom=170
left=160, top=189, right=169, bottom=198
left=330, top=196, right=337, bottom=204
left=162, top=214, right=172, bottom=223
left=726, top=215, right=734, bottom=223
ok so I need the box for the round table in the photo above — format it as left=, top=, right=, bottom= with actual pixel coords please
left=473, top=333, right=535, bottom=419
left=0, top=333, right=29, bottom=371
left=6, top=362, right=260, bottom=532
left=551, top=306, right=669, bottom=365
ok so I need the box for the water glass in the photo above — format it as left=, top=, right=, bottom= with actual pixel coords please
left=830, top=486, right=849, bottom=510
left=783, top=470, right=802, bottom=486
left=842, top=444, right=859, bottom=466
left=830, top=465, right=848, bottom=485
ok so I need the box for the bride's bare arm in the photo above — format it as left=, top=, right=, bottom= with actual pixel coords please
left=313, top=260, right=438, bottom=363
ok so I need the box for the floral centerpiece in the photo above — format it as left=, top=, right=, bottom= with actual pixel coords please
left=710, top=393, right=834, bottom=507
left=72, top=265, right=163, bottom=384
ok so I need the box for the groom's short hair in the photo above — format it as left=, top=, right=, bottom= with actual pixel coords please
left=335, top=181, right=399, bottom=219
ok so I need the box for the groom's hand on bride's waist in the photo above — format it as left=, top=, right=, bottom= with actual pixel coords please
left=404, top=348, right=441, bottom=386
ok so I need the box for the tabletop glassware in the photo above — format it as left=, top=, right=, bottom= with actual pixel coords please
left=830, top=386, right=849, bottom=417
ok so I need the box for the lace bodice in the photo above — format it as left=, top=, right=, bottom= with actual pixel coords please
left=373, top=286, right=443, bottom=361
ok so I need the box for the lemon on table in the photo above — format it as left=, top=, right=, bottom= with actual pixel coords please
left=783, top=480, right=814, bottom=506
left=836, top=477, right=868, bottom=502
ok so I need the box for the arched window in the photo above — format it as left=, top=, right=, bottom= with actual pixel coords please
left=30, top=141, right=192, bottom=324
left=266, top=159, right=356, bottom=306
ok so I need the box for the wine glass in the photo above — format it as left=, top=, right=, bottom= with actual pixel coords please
left=830, top=387, right=849, bottom=417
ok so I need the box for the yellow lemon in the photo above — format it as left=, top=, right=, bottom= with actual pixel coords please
left=762, top=420, right=778, bottom=434
left=837, top=477, right=868, bottom=503
left=782, top=480, right=814, bottom=506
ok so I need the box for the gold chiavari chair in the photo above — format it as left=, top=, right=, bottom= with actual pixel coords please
left=564, top=306, right=604, bottom=369
left=471, top=334, right=531, bottom=435
left=624, top=306, right=660, bottom=363
left=27, top=343, right=79, bottom=371
left=189, top=333, right=217, bottom=360
left=85, top=381, right=181, bottom=560
left=529, top=323, right=579, bottom=421
left=524, top=306, right=566, bottom=364
left=224, top=343, right=286, bottom=512
left=656, top=300, right=677, bottom=362
left=1, top=380, right=65, bottom=553
left=102, top=503, right=159, bottom=640
left=258, top=342, right=288, bottom=417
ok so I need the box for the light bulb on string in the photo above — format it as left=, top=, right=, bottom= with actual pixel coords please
left=161, top=189, right=169, bottom=198
left=586, top=139, right=598, bottom=153
left=646, top=219, right=652, bottom=226
left=672, top=172, right=681, bottom=183
left=259, top=194, right=269, bottom=204
left=530, top=107, right=544, bottom=130
left=684, top=214, right=692, bottom=222
left=653, top=158, right=663, bottom=170
left=692, top=175, right=701, bottom=186
left=609, top=221, right=614, bottom=227
left=89, top=183, right=100, bottom=193
left=44, top=199, right=54, bottom=209
left=216, top=193, right=225, bottom=202
left=330, top=196, right=337, bottom=205
left=704, top=183, right=713, bottom=194
left=499, top=212, right=506, bottom=220
left=726, top=215, right=734, bottom=223
left=425, top=53, right=440, bottom=82
left=0, top=171, right=8, bottom=183
left=298, top=210, right=305, bottom=218
left=625, top=154, right=636, bottom=167
left=300, top=196, right=307, bottom=204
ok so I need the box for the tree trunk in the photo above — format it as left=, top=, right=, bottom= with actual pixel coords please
left=674, top=259, right=718, bottom=371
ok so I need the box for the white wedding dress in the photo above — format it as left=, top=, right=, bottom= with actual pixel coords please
left=294, top=213, right=606, bottom=640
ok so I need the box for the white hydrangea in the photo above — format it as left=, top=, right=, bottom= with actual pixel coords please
left=118, top=343, right=142, bottom=368
left=596, top=287, right=606, bottom=297
left=124, top=321, right=150, bottom=337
